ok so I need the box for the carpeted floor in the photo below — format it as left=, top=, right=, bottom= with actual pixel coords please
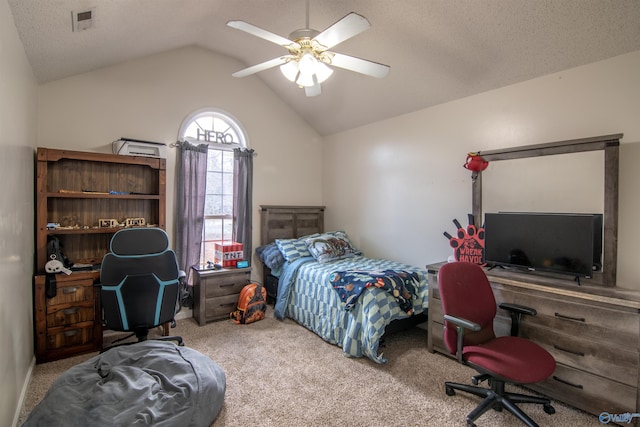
left=19, top=309, right=602, bottom=426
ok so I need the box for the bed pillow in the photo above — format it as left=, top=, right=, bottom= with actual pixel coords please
left=255, top=243, right=285, bottom=271
left=275, top=234, right=319, bottom=262
left=304, top=231, right=361, bottom=263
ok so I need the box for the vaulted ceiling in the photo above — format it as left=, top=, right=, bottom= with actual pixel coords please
left=7, top=0, right=640, bottom=135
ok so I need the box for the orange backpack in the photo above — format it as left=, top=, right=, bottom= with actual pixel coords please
left=230, top=283, right=267, bottom=324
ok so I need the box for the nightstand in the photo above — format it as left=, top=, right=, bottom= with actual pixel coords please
left=192, top=266, right=252, bottom=325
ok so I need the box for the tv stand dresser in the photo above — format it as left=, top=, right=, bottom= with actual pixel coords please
left=427, top=262, right=640, bottom=423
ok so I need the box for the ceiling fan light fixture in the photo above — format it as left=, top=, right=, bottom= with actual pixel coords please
left=314, top=61, right=333, bottom=84
left=280, top=60, right=299, bottom=82
left=288, top=52, right=333, bottom=87
left=298, top=52, right=317, bottom=75
left=295, top=69, right=316, bottom=87
left=280, top=54, right=332, bottom=88
left=295, top=53, right=318, bottom=87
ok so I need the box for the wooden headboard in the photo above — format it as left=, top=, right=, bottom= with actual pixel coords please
left=260, top=205, right=325, bottom=246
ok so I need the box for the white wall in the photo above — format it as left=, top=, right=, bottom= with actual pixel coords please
left=0, top=2, right=38, bottom=426
left=323, top=50, right=640, bottom=291
left=37, top=45, right=324, bottom=270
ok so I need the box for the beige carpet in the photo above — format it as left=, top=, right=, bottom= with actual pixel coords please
left=19, top=309, right=600, bottom=426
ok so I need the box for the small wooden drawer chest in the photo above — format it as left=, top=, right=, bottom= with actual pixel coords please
left=33, top=271, right=103, bottom=363
left=192, top=266, right=252, bottom=325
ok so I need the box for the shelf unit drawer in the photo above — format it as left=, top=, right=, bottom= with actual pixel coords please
left=47, top=278, right=94, bottom=306
left=46, top=302, right=95, bottom=327
left=46, top=321, right=97, bottom=351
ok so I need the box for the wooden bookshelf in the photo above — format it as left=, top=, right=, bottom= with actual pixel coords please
left=33, top=147, right=166, bottom=362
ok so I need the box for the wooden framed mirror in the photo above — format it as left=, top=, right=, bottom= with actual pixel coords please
left=471, top=134, right=621, bottom=286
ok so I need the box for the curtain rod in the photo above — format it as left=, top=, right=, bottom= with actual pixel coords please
left=170, top=140, right=257, bottom=156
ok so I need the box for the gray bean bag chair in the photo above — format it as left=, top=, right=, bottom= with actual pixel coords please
left=23, top=340, right=225, bottom=426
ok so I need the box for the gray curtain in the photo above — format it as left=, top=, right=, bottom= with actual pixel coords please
left=233, top=148, right=254, bottom=263
left=175, top=140, right=208, bottom=283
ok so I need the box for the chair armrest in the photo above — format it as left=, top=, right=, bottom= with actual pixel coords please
left=443, top=314, right=481, bottom=332
left=499, top=302, right=537, bottom=317
left=498, top=303, right=536, bottom=336
left=443, top=314, right=480, bottom=363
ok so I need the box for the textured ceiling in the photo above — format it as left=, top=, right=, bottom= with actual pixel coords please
left=7, top=0, right=640, bottom=136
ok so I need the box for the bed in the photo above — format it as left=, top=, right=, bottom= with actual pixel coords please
left=257, top=205, right=429, bottom=364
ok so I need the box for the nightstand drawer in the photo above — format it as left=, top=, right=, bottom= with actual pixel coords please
left=203, top=274, right=249, bottom=298
left=205, top=295, right=239, bottom=320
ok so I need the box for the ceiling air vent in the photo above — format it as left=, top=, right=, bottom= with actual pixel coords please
left=71, top=8, right=95, bottom=32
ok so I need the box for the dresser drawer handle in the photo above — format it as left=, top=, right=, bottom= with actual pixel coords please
left=552, top=375, right=583, bottom=389
left=553, top=344, right=585, bottom=357
left=220, top=302, right=235, bottom=308
left=62, top=287, right=80, bottom=294
left=554, top=312, right=585, bottom=322
left=63, top=329, right=79, bottom=337
left=220, top=283, right=236, bottom=288
left=62, top=308, right=79, bottom=316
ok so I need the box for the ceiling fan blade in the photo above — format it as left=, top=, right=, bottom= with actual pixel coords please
left=305, top=83, right=322, bottom=97
left=227, top=20, right=297, bottom=48
left=313, top=12, right=371, bottom=49
left=232, top=57, right=287, bottom=78
left=330, top=52, right=390, bottom=78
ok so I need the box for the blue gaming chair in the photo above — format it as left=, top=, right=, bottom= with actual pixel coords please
left=100, top=227, right=183, bottom=347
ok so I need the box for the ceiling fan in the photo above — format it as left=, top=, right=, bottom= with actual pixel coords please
left=227, top=1, right=390, bottom=97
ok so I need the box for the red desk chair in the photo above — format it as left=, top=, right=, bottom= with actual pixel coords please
left=438, top=261, right=556, bottom=427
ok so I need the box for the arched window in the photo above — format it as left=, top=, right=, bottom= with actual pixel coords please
left=179, top=109, right=248, bottom=265
left=179, top=109, right=246, bottom=150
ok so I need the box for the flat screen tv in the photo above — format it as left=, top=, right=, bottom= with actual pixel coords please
left=484, top=212, right=603, bottom=279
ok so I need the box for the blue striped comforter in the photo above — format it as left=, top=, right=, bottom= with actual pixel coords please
left=274, top=255, right=429, bottom=363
